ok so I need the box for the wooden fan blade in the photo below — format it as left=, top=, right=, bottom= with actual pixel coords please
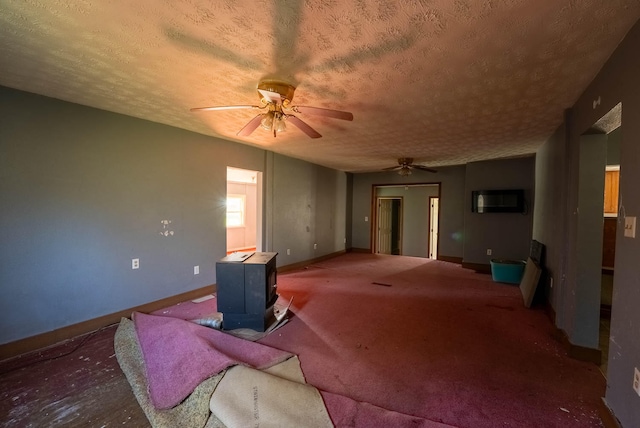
left=191, top=105, right=262, bottom=112
left=257, top=89, right=282, bottom=105
left=237, top=114, right=264, bottom=137
left=287, top=115, right=322, bottom=138
left=290, top=105, right=353, bottom=121
left=412, top=165, right=438, bottom=173
left=382, top=165, right=402, bottom=171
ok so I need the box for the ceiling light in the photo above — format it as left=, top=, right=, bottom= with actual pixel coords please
left=260, top=112, right=274, bottom=130
left=398, top=166, right=411, bottom=176
left=274, top=114, right=286, bottom=133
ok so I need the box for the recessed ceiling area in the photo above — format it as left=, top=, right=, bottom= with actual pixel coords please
left=1, top=1, right=638, bottom=172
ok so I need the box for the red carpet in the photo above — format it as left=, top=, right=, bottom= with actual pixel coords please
left=156, top=253, right=605, bottom=427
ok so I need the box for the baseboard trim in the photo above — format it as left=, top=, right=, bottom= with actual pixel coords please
left=598, top=398, right=622, bottom=428
left=0, top=284, right=215, bottom=361
left=437, top=255, right=463, bottom=264
left=278, top=250, right=347, bottom=273
left=349, top=247, right=371, bottom=254
left=567, top=340, right=602, bottom=365
left=462, top=262, right=492, bottom=274
left=543, top=300, right=602, bottom=365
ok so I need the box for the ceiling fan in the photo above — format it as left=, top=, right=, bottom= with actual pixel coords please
left=383, top=158, right=437, bottom=176
left=191, top=79, right=353, bottom=138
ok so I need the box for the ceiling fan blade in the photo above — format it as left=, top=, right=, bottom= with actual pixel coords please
left=412, top=165, right=438, bottom=173
left=257, top=89, right=282, bottom=105
left=237, top=114, right=264, bottom=137
left=191, top=105, right=262, bottom=112
left=290, top=105, right=353, bottom=121
left=287, top=115, right=322, bottom=138
left=382, top=165, right=402, bottom=171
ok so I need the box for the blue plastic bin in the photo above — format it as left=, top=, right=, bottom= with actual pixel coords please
left=490, top=259, right=525, bottom=284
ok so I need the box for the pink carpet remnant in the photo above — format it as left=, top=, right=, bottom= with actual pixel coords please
left=132, top=311, right=291, bottom=409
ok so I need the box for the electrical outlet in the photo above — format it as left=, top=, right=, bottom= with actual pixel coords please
left=365, top=216, right=368, bottom=222
left=287, top=249, right=291, bottom=255
left=633, top=367, right=640, bottom=396
left=314, top=243, right=317, bottom=250
left=132, top=258, right=139, bottom=269
left=194, top=265, right=199, bottom=275
left=486, top=249, right=492, bottom=256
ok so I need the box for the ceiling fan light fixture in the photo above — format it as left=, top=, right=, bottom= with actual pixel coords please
left=398, top=166, right=412, bottom=176
left=275, top=116, right=286, bottom=133
left=192, top=78, right=352, bottom=139
left=260, top=112, right=274, bottom=130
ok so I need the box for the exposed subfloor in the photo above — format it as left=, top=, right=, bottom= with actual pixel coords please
left=0, top=325, right=149, bottom=427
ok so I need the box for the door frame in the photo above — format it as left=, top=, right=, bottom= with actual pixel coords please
left=226, top=167, right=263, bottom=254
left=370, top=182, right=441, bottom=257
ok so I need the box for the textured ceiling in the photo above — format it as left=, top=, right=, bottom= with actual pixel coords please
left=1, top=1, right=638, bottom=172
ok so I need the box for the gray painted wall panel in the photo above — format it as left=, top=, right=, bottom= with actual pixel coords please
left=463, top=157, right=535, bottom=265
left=271, top=154, right=347, bottom=265
left=534, top=19, right=640, bottom=427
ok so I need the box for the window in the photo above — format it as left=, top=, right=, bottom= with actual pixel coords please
left=227, top=194, right=246, bottom=227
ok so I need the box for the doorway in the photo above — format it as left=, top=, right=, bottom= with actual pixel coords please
left=371, top=183, right=440, bottom=257
left=578, top=102, right=621, bottom=377
left=226, top=167, right=262, bottom=254
left=429, top=197, right=439, bottom=259
left=376, top=197, right=403, bottom=255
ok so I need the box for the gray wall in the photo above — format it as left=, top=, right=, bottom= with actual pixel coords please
left=351, top=160, right=533, bottom=263
left=533, top=123, right=568, bottom=315
left=270, top=154, right=347, bottom=265
left=533, top=20, right=640, bottom=427
left=375, top=185, right=439, bottom=257
left=607, top=126, right=621, bottom=165
left=0, top=86, right=348, bottom=345
left=463, top=157, right=535, bottom=264
left=351, top=166, right=466, bottom=259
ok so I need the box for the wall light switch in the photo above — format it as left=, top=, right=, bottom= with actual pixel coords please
left=194, top=265, right=199, bottom=275
left=624, top=216, right=636, bottom=238
left=365, top=216, right=369, bottom=222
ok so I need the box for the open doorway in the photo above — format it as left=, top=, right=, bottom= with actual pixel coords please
left=377, top=197, right=403, bottom=254
left=226, top=167, right=262, bottom=254
left=578, top=102, right=621, bottom=377
left=371, top=183, right=440, bottom=258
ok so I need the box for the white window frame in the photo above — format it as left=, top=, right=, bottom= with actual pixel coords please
left=226, top=194, right=246, bottom=228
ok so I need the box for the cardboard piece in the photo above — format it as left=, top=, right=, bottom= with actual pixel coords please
left=519, top=257, right=542, bottom=308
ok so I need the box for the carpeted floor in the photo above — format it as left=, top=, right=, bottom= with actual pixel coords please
left=148, top=253, right=605, bottom=427
left=256, top=253, right=606, bottom=428
left=1, top=253, right=606, bottom=427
